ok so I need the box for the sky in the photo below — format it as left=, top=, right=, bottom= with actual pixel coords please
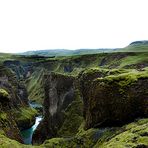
left=0, top=0, right=148, bottom=53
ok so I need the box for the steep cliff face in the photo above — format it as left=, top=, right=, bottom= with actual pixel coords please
left=0, top=52, right=148, bottom=147
left=26, top=68, right=46, bottom=104
left=0, top=66, right=25, bottom=142
left=3, top=60, right=34, bottom=79
left=33, top=72, right=83, bottom=144
left=0, top=65, right=36, bottom=142
left=40, top=68, right=148, bottom=148
left=79, top=68, right=148, bottom=129
left=0, top=88, right=23, bottom=143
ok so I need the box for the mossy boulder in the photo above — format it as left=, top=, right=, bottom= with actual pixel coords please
left=79, top=69, right=148, bottom=129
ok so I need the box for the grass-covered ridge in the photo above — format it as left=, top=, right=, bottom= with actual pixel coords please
left=119, top=44, right=148, bottom=52
left=96, top=68, right=148, bottom=84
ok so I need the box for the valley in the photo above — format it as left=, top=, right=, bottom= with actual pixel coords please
left=0, top=41, right=148, bottom=148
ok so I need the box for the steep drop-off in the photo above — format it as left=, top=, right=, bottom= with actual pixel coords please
left=33, top=72, right=83, bottom=144
left=0, top=46, right=148, bottom=147
left=79, top=68, right=148, bottom=129
left=0, top=65, right=37, bottom=143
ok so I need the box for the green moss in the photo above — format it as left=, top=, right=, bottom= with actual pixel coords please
left=43, top=138, right=67, bottom=148
left=16, top=107, right=37, bottom=120
left=0, top=89, right=9, bottom=99
left=0, top=112, right=7, bottom=121
left=0, top=130, right=5, bottom=135
left=14, top=107, right=37, bottom=129
left=119, top=52, right=148, bottom=68
left=80, top=67, right=108, bottom=76
left=107, top=68, right=132, bottom=75
left=26, top=68, right=45, bottom=104
left=0, top=133, right=39, bottom=148
left=58, top=90, right=83, bottom=137
left=95, top=69, right=148, bottom=88
left=95, top=118, right=148, bottom=148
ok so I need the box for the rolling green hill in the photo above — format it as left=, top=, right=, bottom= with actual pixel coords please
left=119, top=40, right=148, bottom=52
left=19, top=41, right=148, bottom=57
left=20, top=48, right=116, bottom=57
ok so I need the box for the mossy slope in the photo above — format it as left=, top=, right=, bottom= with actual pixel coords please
left=79, top=68, right=148, bottom=129
left=42, top=118, right=148, bottom=148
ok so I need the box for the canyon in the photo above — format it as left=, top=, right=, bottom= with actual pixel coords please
left=0, top=42, right=148, bottom=147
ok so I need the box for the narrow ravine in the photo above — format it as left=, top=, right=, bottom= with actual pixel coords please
left=20, top=102, right=43, bottom=145
left=21, top=116, right=42, bottom=144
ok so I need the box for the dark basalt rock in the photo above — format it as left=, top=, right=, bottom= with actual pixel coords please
left=33, top=72, right=83, bottom=145
left=79, top=69, right=148, bottom=129
left=0, top=65, right=36, bottom=143
left=0, top=88, right=23, bottom=143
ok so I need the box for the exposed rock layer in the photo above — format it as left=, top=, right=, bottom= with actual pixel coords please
left=0, top=65, right=36, bottom=143
left=79, top=69, right=148, bottom=129
left=33, top=72, right=83, bottom=144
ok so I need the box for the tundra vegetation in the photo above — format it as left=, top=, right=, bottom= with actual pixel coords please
left=0, top=41, right=147, bottom=147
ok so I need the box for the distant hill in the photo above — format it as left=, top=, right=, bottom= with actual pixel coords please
left=119, top=40, right=148, bottom=52
left=20, top=48, right=116, bottom=57
left=129, top=40, right=148, bottom=46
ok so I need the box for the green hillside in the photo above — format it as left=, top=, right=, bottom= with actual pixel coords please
left=119, top=40, right=148, bottom=52
left=0, top=41, right=148, bottom=147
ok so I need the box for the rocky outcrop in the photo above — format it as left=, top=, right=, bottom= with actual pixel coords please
left=0, top=87, right=23, bottom=143
left=0, top=65, right=36, bottom=142
left=14, top=107, right=37, bottom=130
left=33, top=72, right=83, bottom=144
left=3, top=60, right=34, bottom=79
left=79, top=68, right=148, bottom=129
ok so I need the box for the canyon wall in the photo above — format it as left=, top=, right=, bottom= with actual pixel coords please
left=33, top=72, right=83, bottom=144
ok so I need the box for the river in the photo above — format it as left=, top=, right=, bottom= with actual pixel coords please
left=20, top=116, right=42, bottom=144
left=20, top=102, right=43, bottom=144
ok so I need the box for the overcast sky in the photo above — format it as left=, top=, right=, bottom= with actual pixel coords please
left=0, top=0, right=148, bottom=53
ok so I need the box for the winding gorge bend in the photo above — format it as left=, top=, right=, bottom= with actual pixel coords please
left=0, top=45, right=148, bottom=147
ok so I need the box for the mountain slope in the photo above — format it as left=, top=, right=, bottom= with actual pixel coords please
left=119, top=40, right=148, bottom=52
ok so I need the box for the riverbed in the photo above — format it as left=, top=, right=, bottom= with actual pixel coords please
left=20, top=116, right=42, bottom=144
